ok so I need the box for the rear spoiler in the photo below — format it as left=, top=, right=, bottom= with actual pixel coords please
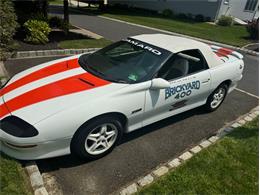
left=210, top=45, right=243, bottom=60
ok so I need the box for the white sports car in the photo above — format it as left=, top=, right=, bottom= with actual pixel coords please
left=0, top=34, right=244, bottom=160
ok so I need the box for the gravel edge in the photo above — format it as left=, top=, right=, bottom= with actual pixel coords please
left=25, top=161, right=49, bottom=195
left=118, top=106, right=259, bottom=195
left=10, top=48, right=100, bottom=59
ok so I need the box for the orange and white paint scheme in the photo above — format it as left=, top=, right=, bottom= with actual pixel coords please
left=0, top=34, right=244, bottom=160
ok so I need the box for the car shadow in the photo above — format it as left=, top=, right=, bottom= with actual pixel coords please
left=34, top=106, right=212, bottom=173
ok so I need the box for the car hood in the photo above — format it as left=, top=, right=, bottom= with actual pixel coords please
left=0, top=55, right=126, bottom=124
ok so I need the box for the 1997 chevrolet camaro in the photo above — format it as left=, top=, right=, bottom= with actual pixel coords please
left=0, top=34, right=244, bottom=160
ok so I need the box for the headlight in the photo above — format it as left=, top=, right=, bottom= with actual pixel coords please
left=0, top=116, right=39, bottom=137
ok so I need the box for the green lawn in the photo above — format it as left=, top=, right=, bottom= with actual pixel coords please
left=58, top=38, right=112, bottom=49
left=0, top=154, right=32, bottom=195
left=102, top=12, right=251, bottom=47
left=138, top=118, right=259, bottom=194
left=48, top=0, right=63, bottom=5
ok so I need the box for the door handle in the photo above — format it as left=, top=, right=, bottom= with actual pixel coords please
left=202, top=78, right=210, bottom=83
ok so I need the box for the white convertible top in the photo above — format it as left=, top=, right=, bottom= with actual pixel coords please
left=131, top=34, right=223, bottom=68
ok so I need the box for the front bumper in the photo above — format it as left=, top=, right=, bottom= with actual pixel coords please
left=0, top=130, right=72, bottom=160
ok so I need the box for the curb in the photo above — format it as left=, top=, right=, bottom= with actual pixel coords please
left=118, top=106, right=259, bottom=195
left=25, top=162, right=49, bottom=195
left=10, top=48, right=100, bottom=59
left=98, top=16, right=259, bottom=56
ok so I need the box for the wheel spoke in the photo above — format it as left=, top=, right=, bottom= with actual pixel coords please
left=106, top=131, right=116, bottom=140
left=87, top=133, right=100, bottom=142
left=100, top=125, right=107, bottom=134
left=89, top=142, right=99, bottom=152
left=101, top=140, right=109, bottom=148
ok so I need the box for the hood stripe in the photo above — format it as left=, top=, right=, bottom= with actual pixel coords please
left=0, top=59, right=80, bottom=96
left=0, top=101, right=10, bottom=119
left=0, top=73, right=110, bottom=118
left=4, top=67, right=85, bottom=102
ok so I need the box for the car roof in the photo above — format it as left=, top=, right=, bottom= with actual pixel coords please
left=131, top=34, right=207, bottom=53
left=131, top=34, right=223, bottom=68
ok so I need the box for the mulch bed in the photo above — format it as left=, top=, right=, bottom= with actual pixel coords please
left=14, top=29, right=90, bottom=51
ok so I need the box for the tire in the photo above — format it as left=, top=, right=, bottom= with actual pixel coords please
left=71, top=116, right=123, bottom=160
left=205, top=84, right=228, bottom=112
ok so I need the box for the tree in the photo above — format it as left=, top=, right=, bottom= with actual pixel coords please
left=0, top=0, right=18, bottom=60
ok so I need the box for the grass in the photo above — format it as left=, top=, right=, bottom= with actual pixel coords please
left=0, top=154, right=32, bottom=195
left=70, top=6, right=252, bottom=47
left=58, top=38, right=112, bottom=49
left=102, top=12, right=252, bottom=47
left=48, top=0, right=63, bottom=5
left=138, top=118, right=259, bottom=194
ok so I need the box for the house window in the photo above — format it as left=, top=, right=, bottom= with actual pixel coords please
left=244, top=0, right=258, bottom=12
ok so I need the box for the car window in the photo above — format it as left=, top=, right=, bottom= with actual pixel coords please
left=183, top=49, right=208, bottom=74
left=79, top=39, right=171, bottom=83
left=157, top=49, right=208, bottom=81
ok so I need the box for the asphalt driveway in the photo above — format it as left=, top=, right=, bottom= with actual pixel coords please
left=4, top=54, right=258, bottom=194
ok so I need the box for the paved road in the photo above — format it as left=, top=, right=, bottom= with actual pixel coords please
left=3, top=6, right=258, bottom=195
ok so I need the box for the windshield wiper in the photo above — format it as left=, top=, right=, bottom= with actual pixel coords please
left=107, top=78, right=127, bottom=84
left=86, top=65, right=106, bottom=77
left=86, top=65, right=127, bottom=84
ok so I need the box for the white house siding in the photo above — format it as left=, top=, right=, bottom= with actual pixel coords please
left=217, top=0, right=259, bottom=21
left=109, top=0, right=222, bottom=20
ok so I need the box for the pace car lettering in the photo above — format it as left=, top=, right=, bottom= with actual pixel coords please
left=165, top=80, right=200, bottom=100
left=124, top=39, right=162, bottom=56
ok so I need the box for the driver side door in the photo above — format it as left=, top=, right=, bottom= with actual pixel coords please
left=142, top=49, right=211, bottom=126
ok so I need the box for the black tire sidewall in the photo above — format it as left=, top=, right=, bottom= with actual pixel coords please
left=71, top=116, right=123, bottom=160
left=206, top=84, right=228, bottom=112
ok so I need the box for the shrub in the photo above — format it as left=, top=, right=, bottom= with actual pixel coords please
left=23, top=20, right=51, bottom=44
left=186, top=13, right=193, bottom=20
left=31, top=12, right=48, bottom=22
left=217, top=15, right=233, bottom=26
left=177, top=13, right=188, bottom=20
left=247, top=18, right=259, bottom=40
left=0, top=0, right=18, bottom=60
left=13, top=1, right=47, bottom=25
left=194, top=14, right=205, bottom=22
left=162, top=9, right=174, bottom=18
left=205, top=16, right=212, bottom=22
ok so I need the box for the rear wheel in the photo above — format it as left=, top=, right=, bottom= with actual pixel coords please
left=205, top=84, right=228, bottom=112
left=71, top=116, right=123, bottom=160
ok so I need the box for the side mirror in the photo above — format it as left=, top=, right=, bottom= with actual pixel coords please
left=150, top=78, right=170, bottom=90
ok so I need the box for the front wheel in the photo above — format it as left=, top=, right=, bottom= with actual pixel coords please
left=71, top=116, right=123, bottom=160
left=205, top=84, right=228, bottom=112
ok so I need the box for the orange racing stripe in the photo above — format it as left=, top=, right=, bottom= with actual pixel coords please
left=0, top=58, right=80, bottom=96
left=216, top=48, right=233, bottom=57
left=0, top=102, right=10, bottom=119
left=0, top=72, right=110, bottom=119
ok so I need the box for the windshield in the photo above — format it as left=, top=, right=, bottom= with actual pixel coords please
left=79, top=39, right=171, bottom=83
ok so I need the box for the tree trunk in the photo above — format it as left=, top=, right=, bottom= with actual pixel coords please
left=63, top=0, right=69, bottom=34
left=42, top=0, right=48, bottom=18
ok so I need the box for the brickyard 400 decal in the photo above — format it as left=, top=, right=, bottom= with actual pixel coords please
left=165, top=80, right=201, bottom=100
